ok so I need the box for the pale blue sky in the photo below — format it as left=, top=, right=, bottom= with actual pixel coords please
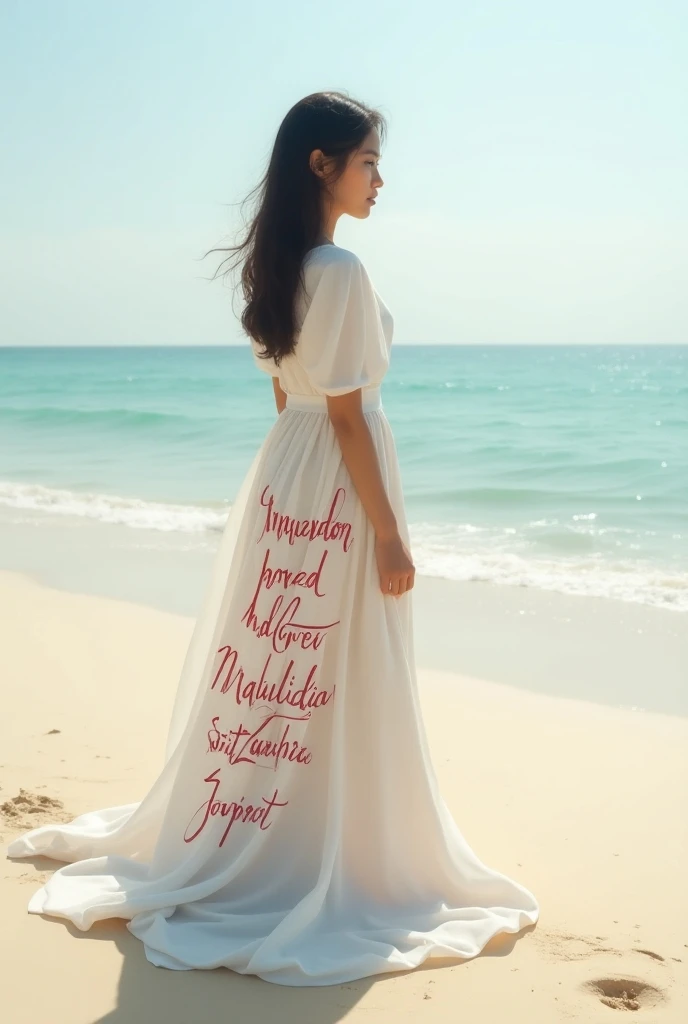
left=1, top=0, right=686, bottom=346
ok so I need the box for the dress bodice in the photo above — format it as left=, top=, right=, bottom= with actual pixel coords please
left=251, top=245, right=394, bottom=398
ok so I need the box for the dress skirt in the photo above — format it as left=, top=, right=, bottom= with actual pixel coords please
left=7, top=384, right=539, bottom=986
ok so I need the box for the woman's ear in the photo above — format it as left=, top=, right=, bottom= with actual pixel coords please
left=309, top=149, right=326, bottom=178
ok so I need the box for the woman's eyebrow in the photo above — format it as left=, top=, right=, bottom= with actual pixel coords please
left=361, top=148, right=381, bottom=157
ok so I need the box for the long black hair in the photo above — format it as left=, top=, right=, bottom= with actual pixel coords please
left=202, top=90, right=388, bottom=370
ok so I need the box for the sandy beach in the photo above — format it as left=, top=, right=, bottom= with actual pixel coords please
left=1, top=566, right=686, bottom=1022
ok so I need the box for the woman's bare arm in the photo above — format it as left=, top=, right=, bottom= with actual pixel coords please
left=267, top=380, right=413, bottom=595
left=272, top=376, right=287, bottom=415
left=326, top=390, right=415, bottom=596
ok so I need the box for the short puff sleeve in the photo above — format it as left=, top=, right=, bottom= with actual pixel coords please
left=295, top=252, right=388, bottom=396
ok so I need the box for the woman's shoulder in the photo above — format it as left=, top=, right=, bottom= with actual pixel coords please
left=296, top=244, right=378, bottom=332
left=301, top=246, right=370, bottom=301
left=303, top=244, right=363, bottom=273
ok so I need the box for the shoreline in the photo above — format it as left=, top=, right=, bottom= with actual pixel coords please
left=0, top=518, right=685, bottom=717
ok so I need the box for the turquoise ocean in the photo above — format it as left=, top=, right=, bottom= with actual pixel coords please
left=0, top=344, right=686, bottom=612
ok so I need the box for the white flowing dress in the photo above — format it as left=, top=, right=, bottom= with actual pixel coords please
left=7, top=243, right=539, bottom=986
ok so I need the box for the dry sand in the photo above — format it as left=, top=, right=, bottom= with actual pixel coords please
left=1, top=568, right=686, bottom=1022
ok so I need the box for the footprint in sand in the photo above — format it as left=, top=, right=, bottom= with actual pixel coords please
left=533, top=928, right=621, bottom=961
left=582, top=976, right=666, bottom=1012
left=535, top=928, right=670, bottom=966
left=1, top=788, right=72, bottom=831
left=16, top=871, right=51, bottom=885
left=535, top=929, right=672, bottom=1014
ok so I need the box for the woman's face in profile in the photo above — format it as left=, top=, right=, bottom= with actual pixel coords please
left=338, top=128, right=384, bottom=220
left=312, top=127, right=384, bottom=222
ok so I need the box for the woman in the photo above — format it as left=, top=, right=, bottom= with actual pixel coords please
left=8, top=91, right=539, bottom=986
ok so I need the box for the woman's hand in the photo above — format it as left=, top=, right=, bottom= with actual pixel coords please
left=375, top=533, right=415, bottom=597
